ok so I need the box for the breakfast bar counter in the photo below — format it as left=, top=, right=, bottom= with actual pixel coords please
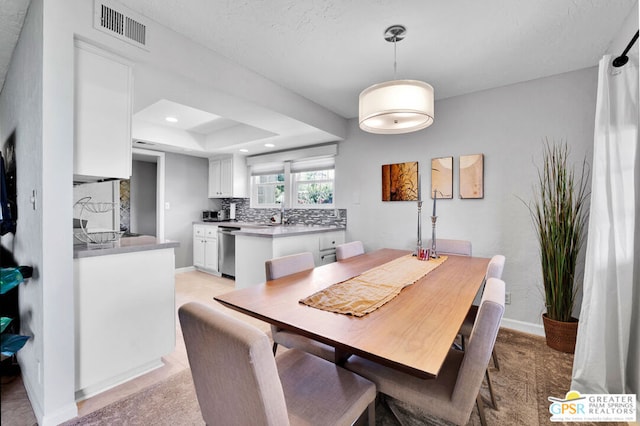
left=73, top=236, right=179, bottom=401
left=73, top=235, right=179, bottom=258
left=234, top=225, right=346, bottom=289
left=233, top=224, right=345, bottom=238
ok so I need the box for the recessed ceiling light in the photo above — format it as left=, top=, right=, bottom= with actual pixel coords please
left=264, top=143, right=275, bottom=148
left=165, top=116, right=178, bottom=123
left=239, top=149, right=249, bottom=153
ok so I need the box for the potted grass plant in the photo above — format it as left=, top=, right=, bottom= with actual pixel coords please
left=527, top=140, right=590, bottom=353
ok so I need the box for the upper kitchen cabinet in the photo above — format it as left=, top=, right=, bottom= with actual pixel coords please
left=74, top=40, right=133, bottom=182
left=209, top=155, right=248, bottom=198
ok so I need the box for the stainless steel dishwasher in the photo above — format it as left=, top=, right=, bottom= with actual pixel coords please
left=218, top=226, right=239, bottom=278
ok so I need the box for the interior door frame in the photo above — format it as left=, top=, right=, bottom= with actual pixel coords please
left=132, top=148, right=165, bottom=240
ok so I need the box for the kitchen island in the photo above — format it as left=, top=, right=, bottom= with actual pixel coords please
left=73, top=236, right=179, bottom=400
left=233, top=224, right=345, bottom=289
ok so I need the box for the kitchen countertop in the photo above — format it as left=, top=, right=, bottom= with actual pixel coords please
left=192, top=221, right=345, bottom=238
left=192, top=221, right=272, bottom=229
left=74, top=235, right=180, bottom=259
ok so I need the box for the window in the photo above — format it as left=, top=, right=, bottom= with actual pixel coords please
left=250, top=160, right=335, bottom=209
left=293, top=169, right=334, bottom=207
left=247, top=145, right=337, bottom=209
left=252, top=173, right=285, bottom=208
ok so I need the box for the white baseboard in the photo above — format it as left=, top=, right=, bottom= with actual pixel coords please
left=175, top=266, right=196, bottom=274
left=501, top=317, right=545, bottom=336
left=75, top=359, right=164, bottom=402
left=40, top=403, right=79, bottom=426
left=21, top=369, right=78, bottom=426
left=20, top=370, right=43, bottom=424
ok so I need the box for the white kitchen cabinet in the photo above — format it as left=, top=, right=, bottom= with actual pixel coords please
left=203, top=226, right=219, bottom=271
left=193, top=226, right=206, bottom=267
left=208, top=155, right=247, bottom=198
left=220, top=157, right=233, bottom=195
left=74, top=40, right=133, bottom=181
left=319, top=233, right=340, bottom=264
left=193, top=225, right=219, bottom=273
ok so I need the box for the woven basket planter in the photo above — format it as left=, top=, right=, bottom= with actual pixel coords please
left=542, top=314, right=578, bottom=353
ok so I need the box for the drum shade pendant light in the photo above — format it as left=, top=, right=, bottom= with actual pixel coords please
left=359, top=25, right=434, bottom=134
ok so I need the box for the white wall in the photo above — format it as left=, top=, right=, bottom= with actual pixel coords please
left=164, top=153, right=211, bottom=268
left=337, top=67, right=598, bottom=332
left=606, top=1, right=639, bottom=55
left=0, top=0, right=77, bottom=424
left=41, top=0, right=77, bottom=422
left=0, top=0, right=45, bottom=417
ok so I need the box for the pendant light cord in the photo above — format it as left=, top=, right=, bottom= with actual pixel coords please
left=384, top=25, right=406, bottom=80
left=393, top=37, right=398, bottom=79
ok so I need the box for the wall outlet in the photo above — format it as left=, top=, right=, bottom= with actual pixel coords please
left=505, top=292, right=511, bottom=305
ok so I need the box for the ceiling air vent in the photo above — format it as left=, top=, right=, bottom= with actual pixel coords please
left=93, top=0, right=149, bottom=50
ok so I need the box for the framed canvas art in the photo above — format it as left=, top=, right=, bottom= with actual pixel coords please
left=459, top=154, right=484, bottom=199
left=382, top=161, right=419, bottom=201
left=431, top=157, right=453, bottom=199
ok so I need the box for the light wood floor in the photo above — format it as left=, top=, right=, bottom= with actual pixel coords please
left=1, top=270, right=267, bottom=426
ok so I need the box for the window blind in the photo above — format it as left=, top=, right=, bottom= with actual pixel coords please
left=248, top=143, right=337, bottom=176
left=250, top=162, right=285, bottom=176
left=290, top=157, right=335, bottom=173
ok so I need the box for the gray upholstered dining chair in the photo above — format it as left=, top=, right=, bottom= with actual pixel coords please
left=265, top=252, right=315, bottom=282
left=265, top=252, right=335, bottom=360
left=426, top=238, right=472, bottom=256
left=345, top=277, right=505, bottom=426
left=459, top=254, right=506, bottom=410
left=336, top=240, right=365, bottom=260
left=179, top=302, right=376, bottom=426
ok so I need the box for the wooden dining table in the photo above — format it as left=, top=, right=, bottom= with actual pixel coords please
left=214, top=248, right=490, bottom=379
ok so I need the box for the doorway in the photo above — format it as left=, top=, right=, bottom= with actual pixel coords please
left=122, top=148, right=165, bottom=239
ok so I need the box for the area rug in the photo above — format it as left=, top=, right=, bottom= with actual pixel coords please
left=61, top=329, right=626, bottom=426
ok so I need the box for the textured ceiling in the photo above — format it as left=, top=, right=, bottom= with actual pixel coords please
left=0, top=1, right=635, bottom=155
left=0, top=0, right=30, bottom=92
left=118, top=0, right=637, bottom=118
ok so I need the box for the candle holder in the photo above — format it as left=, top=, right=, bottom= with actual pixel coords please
left=415, top=200, right=423, bottom=256
left=430, top=215, right=439, bottom=258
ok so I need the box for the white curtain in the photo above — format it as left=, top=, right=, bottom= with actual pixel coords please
left=571, top=54, right=639, bottom=411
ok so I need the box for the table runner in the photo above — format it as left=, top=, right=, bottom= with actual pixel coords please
left=299, top=254, right=448, bottom=317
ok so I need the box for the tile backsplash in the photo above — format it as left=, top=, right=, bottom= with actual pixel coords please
left=221, top=198, right=346, bottom=227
